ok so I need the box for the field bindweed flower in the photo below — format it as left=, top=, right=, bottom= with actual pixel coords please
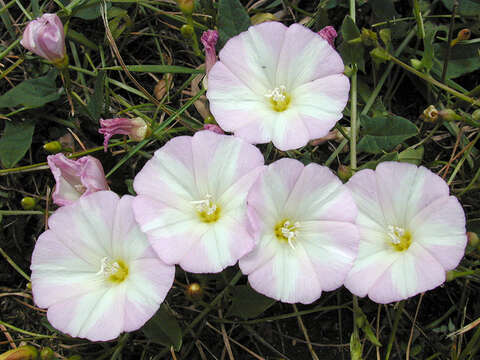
left=207, top=22, right=349, bottom=151
left=201, top=30, right=219, bottom=74
left=344, top=162, right=467, bottom=304
left=239, top=158, right=359, bottom=304
left=30, top=191, right=175, bottom=341
left=21, top=13, right=67, bottom=67
left=48, top=154, right=109, bottom=207
left=99, top=117, right=150, bottom=151
left=132, top=130, right=264, bottom=273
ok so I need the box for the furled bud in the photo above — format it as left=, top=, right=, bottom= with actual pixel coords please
left=318, top=26, right=337, bottom=47
left=47, top=154, right=109, bottom=207
left=338, top=165, right=353, bottom=182
left=421, top=105, right=439, bottom=123
left=370, top=47, right=391, bottom=65
left=201, top=30, right=218, bottom=75
left=21, top=197, right=37, bottom=210
left=186, top=282, right=203, bottom=301
left=451, top=28, right=471, bottom=47
left=250, top=13, right=278, bottom=25
left=0, top=345, right=39, bottom=360
left=438, top=109, right=463, bottom=122
left=99, top=117, right=150, bottom=151
left=467, top=232, right=479, bottom=248
left=349, top=332, right=363, bottom=360
left=203, top=124, right=224, bottom=134
left=180, top=24, right=194, bottom=39
left=43, top=140, right=62, bottom=153
left=20, top=13, right=67, bottom=67
left=176, top=0, right=194, bottom=17
left=410, top=58, right=423, bottom=70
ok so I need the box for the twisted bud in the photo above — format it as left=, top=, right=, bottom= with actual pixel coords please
left=21, top=13, right=67, bottom=67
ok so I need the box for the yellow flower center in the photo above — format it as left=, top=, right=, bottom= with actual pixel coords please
left=387, top=225, right=412, bottom=252
left=274, top=219, right=300, bottom=249
left=265, top=85, right=291, bottom=112
left=97, top=257, right=129, bottom=283
left=192, top=194, right=221, bottom=223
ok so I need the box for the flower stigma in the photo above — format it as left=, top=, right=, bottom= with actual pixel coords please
left=265, top=85, right=291, bottom=112
left=192, top=194, right=221, bottom=223
left=387, top=225, right=412, bottom=252
left=96, top=257, right=129, bottom=283
left=275, top=219, right=300, bottom=249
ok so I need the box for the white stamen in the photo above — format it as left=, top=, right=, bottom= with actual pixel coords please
left=387, top=225, right=405, bottom=245
left=265, top=85, right=287, bottom=103
left=191, top=194, right=217, bottom=215
left=96, top=257, right=120, bottom=276
left=281, top=221, right=300, bottom=249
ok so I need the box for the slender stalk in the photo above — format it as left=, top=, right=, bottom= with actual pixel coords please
left=0, top=247, right=31, bottom=281
left=440, top=0, right=458, bottom=83
left=349, top=0, right=358, bottom=170
left=385, top=302, right=405, bottom=360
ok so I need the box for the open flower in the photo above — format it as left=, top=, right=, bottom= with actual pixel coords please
left=99, top=117, right=150, bottom=152
left=48, top=154, right=109, bottom=206
left=206, top=22, right=349, bottom=151
left=132, top=131, right=264, bottom=273
left=344, top=162, right=467, bottom=304
left=239, top=158, right=359, bottom=304
left=30, top=191, right=175, bottom=341
left=21, top=13, right=67, bottom=66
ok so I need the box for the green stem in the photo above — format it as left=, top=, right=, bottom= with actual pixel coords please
left=385, top=301, right=405, bottom=360
left=0, top=247, right=31, bottom=281
left=0, top=320, right=55, bottom=339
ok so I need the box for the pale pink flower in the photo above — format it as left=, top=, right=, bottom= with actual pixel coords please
left=203, top=123, right=224, bottom=134
left=30, top=191, right=175, bottom=341
left=21, top=13, right=66, bottom=64
left=48, top=154, right=109, bottom=207
left=318, top=26, right=337, bottom=47
left=207, top=22, right=349, bottom=151
left=239, top=158, right=359, bottom=304
left=132, top=131, right=264, bottom=273
left=344, top=162, right=467, bottom=304
left=99, top=117, right=149, bottom=151
left=201, top=30, right=219, bottom=74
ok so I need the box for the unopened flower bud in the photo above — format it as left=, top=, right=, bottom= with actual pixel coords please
left=204, top=115, right=215, bottom=124
left=201, top=30, right=218, bottom=74
left=203, top=124, right=224, bottom=134
left=318, top=26, right=337, bottom=47
left=370, top=47, right=390, bottom=65
left=438, top=109, right=462, bottom=122
left=176, top=0, right=194, bottom=17
left=21, top=197, right=37, bottom=210
left=451, top=28, right=471, bottom=47
left=251, top=13, right=278, bottom=25
left=180, top=24, right=194, bottom=39
left=472, top=109, right=480, bottom=122
left=21, top=14, right=67, bottom=68
left=410, top=58, right=423, bottom=70
left=421, top=105, right=438, bottom=123
left=355, top=313, right=365, bottom=328
left=99, top=117, right=150, bottom=151
left=349, top=332, right=363, bottom=360
left=361, top=28, right=377, bottom=47
left=467, top=232, right=479, bottom=247
left=43, top=140, right=62, bottom=153
left=344, top=65, right=354, bottom=77
left=186, top=282, right=203, bottom=301
left=40, top=347, right=54, bottom=360
left=0, top=345, right=38, bottom=360
left=338, top=165, right=353, bottom=182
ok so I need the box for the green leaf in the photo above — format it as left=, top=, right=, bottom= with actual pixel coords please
left=398, top=146, right=424, bottom=165
left=433, top=42, right=480, bottom=79
left=358, top=152, right=398, bottom=170
left=357, top=115, right=418, bottom=154
left=142, top=305, right=182, bottom=351
left=86, top=70, right=106, bottom=121
left=0, top=70, right=60, bottom=109
left=227, top=285, right=276, bottom=320
left=70, top=0, right=111, bottom=20
left=217, top=0, right=250, bottom=47
left=0, top=121, right=35, bottom=168
left=441, top=0, right=480, bottom=16
left=369, top=0, right=399, bottom=20
left=338, top=15, right=365, bottom=72
left=420, top=23, right=438, bottom=72
left=100, top=65, right=204, bottom=74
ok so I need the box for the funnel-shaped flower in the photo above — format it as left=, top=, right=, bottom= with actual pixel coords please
left=132, top=131, right=264, bottom=273
left=30, top=191, right=175, bottom=341
left=99, top=117, right=150, bottom=151
left=21, top=13, right=66, bottom=65
left=207, top=22, right=349, bottom=151
left=48, top=154, right=109, bottom=206
left=344, top=162, right=467, bottom=304
left=239, top=158, right=359, bottom=304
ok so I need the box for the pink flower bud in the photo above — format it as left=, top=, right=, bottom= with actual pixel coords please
left=47, top=154, right=109, bottom=207
left=21, top=13, right=66, bottom=64
left=203, top=124, right=224, bottom=134
left=201, top=30, right=219, bottom=74
left=318, top=26, right=337, bottom=47
left=99, top=117, right=150, bottom=151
